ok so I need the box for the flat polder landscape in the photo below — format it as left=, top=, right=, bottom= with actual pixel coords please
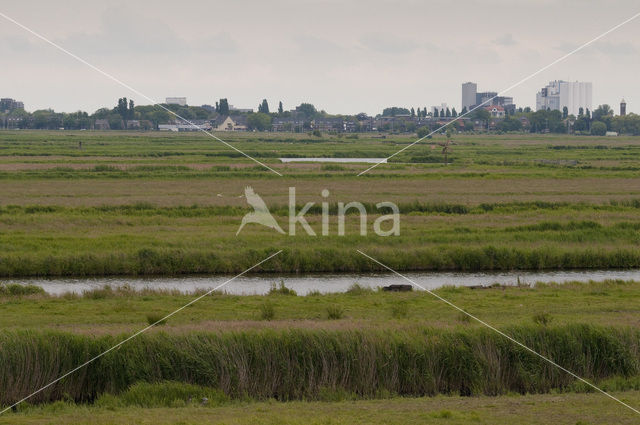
left=1, top=130, right=640, bottom=424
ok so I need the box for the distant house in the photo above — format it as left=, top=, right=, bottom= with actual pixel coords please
left=94, top=119, right=110, bottom=130
left=2, top=115, right=23, bottom=129
left=177, top=123, right=212, bottom=131
left=472, top=120, right=485, bottom=131
left=126, top=120, right=141, bottom=129
left=357, top=116, right=374, bottom=132
left=484, top=105, right=505, bottom=118
left=214, top=115, right=247, bottom=131
left=158, top=124, right=178, bottom=131
left=157, top=121, right=211, bottom=131
left=312, top=118, right=344, bottom=132
left=272, top=118, right=306, bottom=132
left=175, top=120, right=212, bottom=131
left=139, top=120, right=153, bottom=130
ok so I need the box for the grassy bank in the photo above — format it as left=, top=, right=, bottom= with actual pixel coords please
left=4, top=390, right=640, bottom=425
left=3, top=202, right=640, bottom=276
left=1, top=324, right=639, bottom=407
left=1, top=280, right=640, bottom=332
left=4, top=245, right=640, bottom=276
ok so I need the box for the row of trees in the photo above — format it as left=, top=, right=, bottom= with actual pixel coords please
left=382, top=106, right=459, bottom=118
left=409, top=105, right=639, bottom=136
left=2, top=97, right=638, bottom=135
left=474, top=104, right=640, bottom=135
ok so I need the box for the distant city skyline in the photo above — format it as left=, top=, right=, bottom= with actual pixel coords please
left=1, top=1, right=638, bottom=115
left=0, top=88, right=633, bottom=118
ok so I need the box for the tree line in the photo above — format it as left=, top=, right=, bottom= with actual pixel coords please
left=1, top=97, right=638, bottom=135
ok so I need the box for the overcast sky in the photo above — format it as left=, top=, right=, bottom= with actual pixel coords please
left=1, top=0, right=638, bottom=115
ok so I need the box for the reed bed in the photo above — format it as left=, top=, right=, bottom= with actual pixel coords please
left=0, top=325, right=638, bottom=406
left=2, top=244, right=640, bottom=277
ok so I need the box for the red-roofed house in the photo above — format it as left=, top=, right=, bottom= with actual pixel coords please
left=484, top=105, right=505, bottom=118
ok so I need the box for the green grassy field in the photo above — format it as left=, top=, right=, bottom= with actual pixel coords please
left=1, top=281, right=640, bottom=413
left=2, top=131, right=640, bottom=276
left=2, top=130, right=640, bottom=423
left=1, top=280, right=639, bottom=333
left=4, top=390, right=640, bottom=425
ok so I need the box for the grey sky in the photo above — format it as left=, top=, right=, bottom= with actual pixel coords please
left=1, top=0, right=638, bottom=115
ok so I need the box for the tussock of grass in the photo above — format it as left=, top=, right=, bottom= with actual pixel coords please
left=0, top=283, right=45, bottom=297
left=533, top=312, right=553, bottom=326
left=326, top=305, right=344, bottom=319
left=457, top=312, right=472, bottom=324
left=259, top=302, right=275, bottom=321
left=146, top=313, right=167, bottom=326
left=268, top=281, right=297, bottom=296
left=345, top=283, right=372, bottom=295
left=95, top=381, right=229, bottom=408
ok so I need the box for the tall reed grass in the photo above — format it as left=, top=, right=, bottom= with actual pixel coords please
left=0, top=325, right=637, bottom=406
left=2, top=244, right=640, bottom=277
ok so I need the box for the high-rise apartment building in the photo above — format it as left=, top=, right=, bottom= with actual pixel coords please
left=461, top=82, right=477, bottom=111
left=461, top=83, right=515, bottom=113
left=0, top=98, right=24, bottom=112
left=536, top=81, right=592, bottom=116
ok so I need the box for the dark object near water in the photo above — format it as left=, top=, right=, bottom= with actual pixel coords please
left=469, top=284, right=508, bottom=290
left=382, top=284, right=412, bottom=292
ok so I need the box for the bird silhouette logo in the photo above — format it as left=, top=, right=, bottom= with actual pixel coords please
left=236, top=186, right=285, bottom=235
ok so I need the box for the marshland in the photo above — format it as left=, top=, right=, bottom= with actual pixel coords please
left=1, top=130, right=640, bottom=424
